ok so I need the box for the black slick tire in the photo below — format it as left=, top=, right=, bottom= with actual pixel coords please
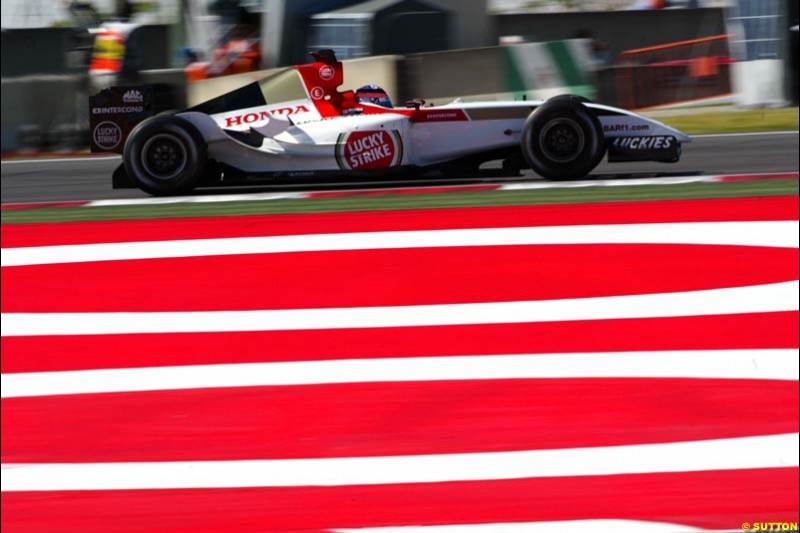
left=520, top=97, right=605, bottom=180
left=123, top=115, right=206, bottom=196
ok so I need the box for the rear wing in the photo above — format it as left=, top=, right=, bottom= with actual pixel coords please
left=89, top=84, right=180, bottom=153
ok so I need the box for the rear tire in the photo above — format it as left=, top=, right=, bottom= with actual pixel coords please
left=123, top=115, right=206, bottom=196
left=521, top=97, right=605, bottom=180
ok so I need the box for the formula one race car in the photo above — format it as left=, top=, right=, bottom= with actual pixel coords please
left=90, top=49, right=691, bottom=195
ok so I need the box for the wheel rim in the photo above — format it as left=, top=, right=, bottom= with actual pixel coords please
left=539, top=117, right=585, bottom=163
left=141, top=133, right=188, bottom=181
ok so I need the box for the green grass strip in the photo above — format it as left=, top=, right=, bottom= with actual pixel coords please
left=654, top=108, right=799, bottom=135
left=2, top=179, right=796, bottom=225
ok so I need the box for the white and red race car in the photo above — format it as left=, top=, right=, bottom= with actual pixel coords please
left=90, top=50, right=691, bottom=195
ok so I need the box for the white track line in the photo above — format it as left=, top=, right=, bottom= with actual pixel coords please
left=332, top=520, right=713, bottom=533
left=2, top=433, right=796, bottom=491
left=502, top=176, right=717, bottom=190
left=2, top=221, right=797, bottom=267
left=2, top=281, right=797, bottom=337
left=87, top=192, right=305, bottom=206
left=84, top=176, right=715, bottom=207
left=4, top=349, right=796, bottom=398
left=0, top=155, right=120, bottom=165
left=693, top=130, right=799, bottom=138
left=1, top=169, right=796, bottom=209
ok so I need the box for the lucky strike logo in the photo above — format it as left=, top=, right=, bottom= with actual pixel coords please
left=319, top=65, right=335, bottom=81
left=336, top=130, right=403, bottom=171
left=92, top=121, right=122, bottom=150
left=223, top=105, right=310, bottom=128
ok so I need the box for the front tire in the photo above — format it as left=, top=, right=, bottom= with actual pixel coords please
left=123, top=115, right=206, bottom=196
left=521, top=97, right=605, bottom=180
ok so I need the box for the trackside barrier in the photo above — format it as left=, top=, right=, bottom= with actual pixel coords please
left=404, top=40, right=596, bottom=103
left=187, top=41, right=594, bottom=108
left=1, top=69, right=186, bottom=153
left=1, top=75, right=89, bottom=153
left=616, top=35, right=732, bottom=110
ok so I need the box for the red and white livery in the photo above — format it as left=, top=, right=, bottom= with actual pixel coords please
left=93, top=50, right=691, bottom=195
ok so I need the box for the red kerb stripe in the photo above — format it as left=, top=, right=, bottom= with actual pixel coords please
left=4, top=378, right=796, bottom=463
left=719, top=172, right=799, bottom=182
left=3, top=196, right=796, bottom=248
left=5, top=244, right=795, bottom=312
left=2, top=468, right=797, bottom=532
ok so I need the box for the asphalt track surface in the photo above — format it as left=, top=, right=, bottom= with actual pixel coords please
left=1, top=131, right=798, bottom=203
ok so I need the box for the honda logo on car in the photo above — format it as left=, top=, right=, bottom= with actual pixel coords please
left=613, top=136, right=674, bottom=150
left=224, top=105, right=310, bottom=127
left=336, top=130, right=403, bottom=170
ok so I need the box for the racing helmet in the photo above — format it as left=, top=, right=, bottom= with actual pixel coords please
left=355, top=84, right=393, bottom=108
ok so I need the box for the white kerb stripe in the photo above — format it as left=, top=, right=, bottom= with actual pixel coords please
left=332, top=520, right=711, bottom=533
left=2, top=221, right=797, bottom=267
left=2, top=350, right=796, bottom=399
left=2, top=281, right=797, bottom=337
left=2, top=433, right=797, bottom=491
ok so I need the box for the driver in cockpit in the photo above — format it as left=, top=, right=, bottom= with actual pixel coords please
left=354, top=84, right=393, bottom=108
